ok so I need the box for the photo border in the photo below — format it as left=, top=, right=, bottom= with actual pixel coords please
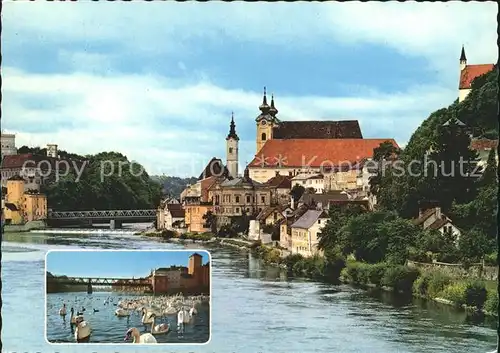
left=44, top=249, right=213, bottom=346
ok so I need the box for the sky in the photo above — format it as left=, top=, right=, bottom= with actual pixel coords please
left=2, top=2, right=497, bottom=177
left=46, top=250, right=210, bottom=278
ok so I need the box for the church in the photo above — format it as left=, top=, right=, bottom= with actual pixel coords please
left=458, top=45, right=495, bottom=102
left=248, top=88, right=398, bottom=183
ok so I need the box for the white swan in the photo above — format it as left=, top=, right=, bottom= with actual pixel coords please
left=115, top=308, right=130, bottom=317
left=150, top=314, right=170, bottom=335
left=74, top=317, right=91, bottom=343
left=177, top=309, right=190, bottom=325
left=163, top=306, right=177, bottom=316
left=59, top=304, right=67, bottom=316
left=141, top=308, right=154, bottom=324
left=69, top=308, right=76, bottom=324
left=124, top=328, right=157, bottom=344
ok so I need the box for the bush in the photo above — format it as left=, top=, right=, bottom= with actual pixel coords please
left=367, top=263, right=388, bottom=287
left=382, top=265, right=420, bottom=293
left=284, top=253, right=303, bottom=269
left=484, top=252, right=497, bottom=266
left=161, top=229, right=176, bottom=239
left=427, top=271, right=453, bottom=299
left=343, top=262, right=364, bottom=283
left=440, top=282, right=467, bottom=307
left=484, top=290, right=498, bottom=315
left=464, top=280, right=487, bottom=310
left=413, top=274, right=430, bottom=297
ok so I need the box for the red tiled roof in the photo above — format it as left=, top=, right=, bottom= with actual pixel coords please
left=1, top=153, right=86, bottom=170
left=265, top=174, right=292, bottom=189
left=459, top=64, right=494, bottom=89
left=470, top=139, right=498, bottom=151
left=272, top=120, right=363, bottom=139
left=249, top=139, right=399, bottom=168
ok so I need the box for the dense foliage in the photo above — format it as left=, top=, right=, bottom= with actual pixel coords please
left=20, top=147, right=162, bottom=210
left=150, top=175, right=198, bottom=198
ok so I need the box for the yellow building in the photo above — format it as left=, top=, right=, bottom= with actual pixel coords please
left=3, top=176, right=47, bottom=225
left=184, top=203, right=213, bottom=233
left=290, top=209, right=328, bottom=257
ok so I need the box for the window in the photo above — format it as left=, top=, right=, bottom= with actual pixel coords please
left=318, top=219, right=321, bottom=224
left=261, top=133, right=267, bottom=141
left=289, top=171, right=293, bottom=176
left=261, top=195, right=266, bottom=203
left=229, top=147, right=233, bottom=153
left=235, top=196, right=240, bottom=203
left=235, top=207, right=240, bottom=213
left=246, top=195, right=251, bottom=203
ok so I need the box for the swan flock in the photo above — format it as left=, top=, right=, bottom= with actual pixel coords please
left=56, top=293, right=209, bottom=343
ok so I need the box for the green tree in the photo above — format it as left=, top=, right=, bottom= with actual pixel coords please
left=317, top=204, right=365, bottom=252
left=202, top=211, right=217, bottom=233
left=458, top=229, right=489, bottom=263
left=290, top=184, right=305, bottom=202
left=425, top=118, right=481, bottom=211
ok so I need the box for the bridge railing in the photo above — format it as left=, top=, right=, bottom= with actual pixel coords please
left=48, top=209, right=156, bottom=219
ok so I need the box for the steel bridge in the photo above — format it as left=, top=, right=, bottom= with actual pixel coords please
left=48, top=209, right=156, bottom=220
left=47, top=209, right=156, bottom=228
left=47, top=276, right=152, bottom=294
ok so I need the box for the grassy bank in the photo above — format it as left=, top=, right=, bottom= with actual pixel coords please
left=250, top=244, right=498, bottom=317
left=143, top=229, right=215, bottom=242
left=341, top=261, right=498, bottom=316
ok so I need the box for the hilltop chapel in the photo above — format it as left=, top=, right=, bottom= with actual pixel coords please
left=458, top=45, right=495, bottom=102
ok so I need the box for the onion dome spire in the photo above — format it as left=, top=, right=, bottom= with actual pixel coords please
left=259, top=86, right=270, bottom=114
left=227, top=111, right=239, bottom=140
left=269, top=93, right=278, bottom=117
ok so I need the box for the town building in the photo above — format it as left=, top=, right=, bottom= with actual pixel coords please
left=290, top=209, right=329, bottom=257
left=291, top=173, right=325, bottom=194
left=3, top=176, right=47, bottom=225
left=254, top=88, right=363, bottom=154
left=209, top=167, right=271, bottom=227
left=1, top=132, right=17, bottom=160
left=413, top=206, right=462, bottom=240
left=248, top=138, right=399, bottom=183
left=148, top=253, right=210, bottom=295
left=262, top=172, right=292, bottom=206
left=470, top=138, right=498, bottom=168
left=458, top=46, right=495, bottom=102
left=0, top=144, right=85, bottom=189
left=256, top=205, right=292, bottom=226
left=156, top=201, right=185, bottom=230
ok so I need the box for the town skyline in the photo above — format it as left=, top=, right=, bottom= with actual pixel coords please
left=46, top=250, right=210, bottom=278
left=2, top=2, right=497, bottom=177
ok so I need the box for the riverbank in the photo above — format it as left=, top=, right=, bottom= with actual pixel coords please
left=3, top=220, right=46, bottom=233
left=250, top=243, right=499, bottom=318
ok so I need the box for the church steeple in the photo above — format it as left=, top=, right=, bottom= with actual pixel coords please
left=259, top=87, right=270, bottom=114
left=269, top=93, right=278, bottom=118
left=226, top=112, right=239, bottom=178
left=227, top=112, right=239, bottom=140
left=460, top=45, right=467, bottom=62
left=460, top=45, right=467, bottom=72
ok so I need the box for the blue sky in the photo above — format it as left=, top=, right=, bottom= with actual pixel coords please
left=46, top=251, right=210, bottom=278
left=2, top=2, right=497, bottom=177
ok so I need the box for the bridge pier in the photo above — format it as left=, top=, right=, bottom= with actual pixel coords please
left=87, top=279, right=93, bottom=294
left=110, top=220, right=123, bottom=230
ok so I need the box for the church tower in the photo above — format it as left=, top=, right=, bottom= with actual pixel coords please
left=226, top=112, right=239, bottom=178
left=460, top=45, right=467, bottom=72
left=255, top=87, right=277, bottom=154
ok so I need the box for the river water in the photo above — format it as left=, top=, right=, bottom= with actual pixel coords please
left=46, top=292, right=210, bottom=344
left=1, top=230, right=498, bottom=353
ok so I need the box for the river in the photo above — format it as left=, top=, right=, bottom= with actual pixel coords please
left=1, top=230, right=498, bottom=353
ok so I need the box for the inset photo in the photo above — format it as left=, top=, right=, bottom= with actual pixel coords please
left=45, top=250, right=211, bottom=345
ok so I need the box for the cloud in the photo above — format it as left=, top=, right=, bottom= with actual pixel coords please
left=3, top=66, right=455, bottom=176
left=2, top=2, right=495, bottom=177
left=4, top=2, right=496, bottom=73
